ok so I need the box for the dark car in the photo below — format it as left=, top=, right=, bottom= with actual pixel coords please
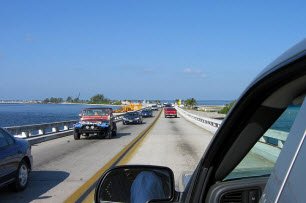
left=141, top=109, right=153, bottom=117
left=73, top=108, right=117, bottom=140
left=0, top=128, right=33, bottom=191
left=122, top=112, right=143, bottom=125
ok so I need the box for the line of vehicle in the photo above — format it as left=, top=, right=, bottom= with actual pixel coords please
left=80, top=110, right=162, bottom=203
left=64, top=109, right=162, bottom=203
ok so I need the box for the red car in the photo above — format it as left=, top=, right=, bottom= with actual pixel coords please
left=164, top=107, right=177, bottom=118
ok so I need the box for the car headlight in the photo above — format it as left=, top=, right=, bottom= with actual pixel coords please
left=135, top=118, right=139, bottom=120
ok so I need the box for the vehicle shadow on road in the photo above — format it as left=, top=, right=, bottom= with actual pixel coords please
left=123, top=122, right=147, bottom=125
left=113, top=132, right=132, bottom=138
left=0, top=170, right=70, bottom=203
left=84, top=132, right=132, bottom=140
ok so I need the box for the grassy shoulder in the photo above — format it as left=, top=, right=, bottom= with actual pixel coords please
left=218, top=100, right=236, bottom=114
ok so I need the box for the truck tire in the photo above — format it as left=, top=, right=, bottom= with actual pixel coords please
left=74, top=132, right=80, bottom=140
left=123, top=121, right=126, bottom=125
left=13, top=160, right=29, bottom=191
left=112, top=123, right=117, bottom=137
left=112, top=129, right=117, bottom=137
left=105, top=130, right=112, bottom=139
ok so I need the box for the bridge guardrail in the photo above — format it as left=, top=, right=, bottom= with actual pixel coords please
left=176, top=106, right=288, bottom=162
left=176, top=107, right=222, bottom=134
left=4, top=107, right=150, bottom=139
left=4, top=120, right=78, bottom=138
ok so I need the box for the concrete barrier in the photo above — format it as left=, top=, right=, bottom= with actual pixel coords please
left=176, top=107, right=288, bottom=163
left=176, top=107, right=222, bottom=134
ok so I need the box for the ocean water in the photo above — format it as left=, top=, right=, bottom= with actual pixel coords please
left=270, top=105, right=301, bottom=132
left=0, top=104, right=120, bottom=127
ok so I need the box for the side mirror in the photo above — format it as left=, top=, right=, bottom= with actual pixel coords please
left=95, top=165, right=175, bottom=203
left=78, top=113, right=82, bottom=117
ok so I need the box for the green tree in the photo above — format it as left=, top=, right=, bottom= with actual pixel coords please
left=112, top=100, right=122, bottom=105
left=89, top=94, right=109, bottom=104
left=73, top=97, right=80, bottom=103
left=43, top=98, right=50, bottom=103
left=184, top=98, right=197, bottom=108
left=218, top=100, right=236, bottom=114
left=66, top=96, right=73, bottom=103
left=43, top=97, right=63, bottom=104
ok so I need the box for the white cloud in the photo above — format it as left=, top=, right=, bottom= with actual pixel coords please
left=183, top=68, right=206, bottom=78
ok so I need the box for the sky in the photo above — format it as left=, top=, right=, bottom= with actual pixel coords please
left=0, top=1, right=305, bottom=101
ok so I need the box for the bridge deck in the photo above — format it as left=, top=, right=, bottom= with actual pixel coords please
left=128, top=113, right=213, bottom=191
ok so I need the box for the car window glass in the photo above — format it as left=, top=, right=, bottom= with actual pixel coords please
left=0, top=131, right=9, bottom=148
left=225, top=100, right=304, bottom=180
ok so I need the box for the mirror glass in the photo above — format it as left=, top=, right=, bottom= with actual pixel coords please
left=96, top=166, right=174, bottom=203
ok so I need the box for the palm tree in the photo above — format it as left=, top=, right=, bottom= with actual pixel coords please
left=184, top=98, right=197, bottom=108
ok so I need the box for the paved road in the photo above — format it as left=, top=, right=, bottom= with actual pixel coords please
left=0, top=112, right=158, bottom=203
left=128, top=111, right=214, bottom=191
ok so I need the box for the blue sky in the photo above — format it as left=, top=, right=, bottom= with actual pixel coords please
left=0, top=1, right=305, bottom=100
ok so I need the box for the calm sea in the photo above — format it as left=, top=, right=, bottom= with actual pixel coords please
left=270, top=105, right=300, bottom=132
left=0, top=104, right=120, bottom=127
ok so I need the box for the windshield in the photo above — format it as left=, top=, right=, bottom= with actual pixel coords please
left=82, top=109, right=110, bottom=116
left=225, top=103, right=303, bottom=180
left=0, top=2, right=304, bottom=202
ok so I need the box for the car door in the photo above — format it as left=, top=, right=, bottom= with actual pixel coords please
left=0, top=131, right=10, bottom=180
left=0, top=129, right=19, bottom=183
left=182, top=40, right=306, bottom=202
left=262, top=99, right=306, bottom=203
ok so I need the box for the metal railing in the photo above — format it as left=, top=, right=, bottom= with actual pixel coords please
left=176, top=107, right=222, bottom=127
left=260, top=129, right=288, bottom=149
left=176, top=107, right=222, bottom=134
left=4, top=120, right=78, bottom=138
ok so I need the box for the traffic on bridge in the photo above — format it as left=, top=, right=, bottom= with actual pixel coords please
left=1, top=2, right=306, bottom=203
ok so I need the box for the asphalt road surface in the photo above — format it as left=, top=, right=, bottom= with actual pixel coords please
left=0, top=112, right=158, bottom=203
left=128, top=112, right=214, bottom=191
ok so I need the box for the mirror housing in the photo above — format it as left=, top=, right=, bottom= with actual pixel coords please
left=95, top=165, right=175, bottom=203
